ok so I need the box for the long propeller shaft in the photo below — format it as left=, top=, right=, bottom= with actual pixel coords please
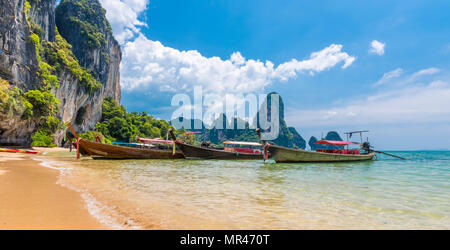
left=374, top=150, right=407, bottom=160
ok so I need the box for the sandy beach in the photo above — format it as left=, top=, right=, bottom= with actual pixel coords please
left=0, top=148, right=106, bottom=230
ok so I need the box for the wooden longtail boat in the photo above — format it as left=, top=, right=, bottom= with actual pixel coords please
left=77, top=139, right=184, bottom=159
left=267, top=144, right=375, bottom=163
left=259, top=128, right=375, bottom=163
left=67, top=123, right=184, bottom=159
left=169, top=130, right=263, bottom=160
left=0, top=148, right=38, bottom=154
left=263, top=130, right=405, bottom=163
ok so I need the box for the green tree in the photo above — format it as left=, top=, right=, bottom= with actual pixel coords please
left=93, top=97, right=176, bottom=142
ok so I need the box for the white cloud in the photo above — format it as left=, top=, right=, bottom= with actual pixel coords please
left=373, top=68, right=403, bottom=86
left=286, top=75, right=450, bottom=128
left=120, top=35, right=356, bottom=93
left=369, top=40, right=385, bottom=55
left=230, top=52, right=246, bottom=66
left=411, top=67, right=441, bottom=78
left=100, top=1, right=356, bottom=95
left=100, top=0, right=148, bottom=44
left=373, top=67, right=443, bottom=87
left=274, top=44, right=355, bottom=80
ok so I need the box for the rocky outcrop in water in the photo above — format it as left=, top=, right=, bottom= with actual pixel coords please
left=311, top=131, right=344, bottom=150
left=0, top=0, right=121, bottom=146
left=324, top=131, right=343, bottom=141
left=170, top=92, right=307, bottom=148
left=308, top=136, right=318, bottom=151
left=255, top=92, right=306, bottom=148
left=288, top=127, right=306, bottom=149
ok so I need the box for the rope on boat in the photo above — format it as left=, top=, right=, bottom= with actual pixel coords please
left=76, top=137, right=80, bottom=159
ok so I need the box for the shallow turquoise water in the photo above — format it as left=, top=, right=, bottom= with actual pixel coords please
left=50, top=151, right=450, bottom=229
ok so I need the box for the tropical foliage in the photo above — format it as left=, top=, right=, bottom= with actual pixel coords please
left=0, top=78, right=33, bottom=119
left=31, top=130, right=57, bottom=148
left=78, top=130, right=111, bottom=144
left=22, top=2, right=100, bottom=146
left=41, top=30, right=102, bottom=93
left=93, top=97, right=177, bottom=143
left=55, top=0, right=112, bottom=64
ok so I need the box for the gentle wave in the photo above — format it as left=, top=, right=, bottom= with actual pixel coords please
left=34, top=151, right=450, bottom=229
left=33, top=157, right=141, bottom=230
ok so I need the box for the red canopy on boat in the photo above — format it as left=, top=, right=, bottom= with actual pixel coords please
left=183, top=132, right=200, bottom=135
left=315, top=140, right=358, bottom=145
left=138, top=138, right=174, bottom=144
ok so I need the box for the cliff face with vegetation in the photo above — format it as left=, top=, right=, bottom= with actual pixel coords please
left=0, top=0, right=121, bottom=146
left=55, top=0, right=121, bottom=102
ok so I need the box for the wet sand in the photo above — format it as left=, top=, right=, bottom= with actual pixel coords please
left=0, top=148, right=106, bottom=230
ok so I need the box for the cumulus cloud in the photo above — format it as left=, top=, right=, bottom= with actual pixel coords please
left=369, top=40, right=385, bottom=55
left=120, top=35, right=356, bottom=93
left=100, top=0, right=148, bottom=44
left=99, top=1, right=356, bottom=95
left=274, top=44, right=355, bottom=80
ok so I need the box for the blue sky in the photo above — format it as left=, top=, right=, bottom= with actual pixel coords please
left=99, top=0, right=450, bottom=150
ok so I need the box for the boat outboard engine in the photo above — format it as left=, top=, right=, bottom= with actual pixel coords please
left=361, top=141, right=373, bottom=152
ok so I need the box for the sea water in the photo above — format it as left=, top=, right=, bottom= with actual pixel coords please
left=40, top=151, right=450, bottom=229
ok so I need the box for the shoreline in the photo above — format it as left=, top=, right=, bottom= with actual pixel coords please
left=1, top=148, right=447, bottom=230
left=0, top=148, right=108, bottom=230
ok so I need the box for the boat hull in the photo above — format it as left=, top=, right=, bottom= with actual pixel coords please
left=175, top=142, right=262, bottom=160
left=268, top=145, right=375, bottom=163
left=78, top=139, right=185, bottom=159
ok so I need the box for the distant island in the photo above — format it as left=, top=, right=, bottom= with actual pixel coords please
left=170, top=92, right=344, bottom=149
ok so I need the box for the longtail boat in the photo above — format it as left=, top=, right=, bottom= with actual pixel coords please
left=169, top=129, right=263, bottom=160
left=0, top=148, right=38, bottom=154
left=261, top=128, right=375, bottom=163
left=267, top=143, right=375, bottom=163
left=67, top=123, right=184, bottom=159
left=77, top=139, right=184, bottom=159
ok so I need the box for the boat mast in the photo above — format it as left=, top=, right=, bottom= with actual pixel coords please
left=344, top=130, right=369, bottom=144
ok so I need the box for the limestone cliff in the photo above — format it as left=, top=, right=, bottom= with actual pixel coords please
left=0, top=0, right=45, bottom=146
left=255, top=92, right=306, bottom=149
left=309, top=131, right=344, bottom=150
left=308, top=136, right=318, bottom=151
left=55, top=0, right=121, bottom=102
left=0, top=0, right=121, bottom=146
left=170, top=92, right=307, bottom=148
left=288, top=127, right=306, bottom=149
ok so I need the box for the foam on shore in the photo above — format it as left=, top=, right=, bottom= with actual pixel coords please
left=33, top=157, right=141, bottom=230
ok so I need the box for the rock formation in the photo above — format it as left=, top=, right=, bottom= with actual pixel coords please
left=0, top=0, right=121, bottom=146
left=308, top=136, right=318, bottom=151
left=170, top=92, right=307, bottom=148
left=255, top=92, right=306, bottom=148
